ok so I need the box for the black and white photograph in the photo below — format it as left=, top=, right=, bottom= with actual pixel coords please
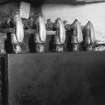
left=0, top=0, right=105, bottom=105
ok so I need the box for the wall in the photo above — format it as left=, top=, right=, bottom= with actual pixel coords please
left=42, top=2, right=105, bottom=43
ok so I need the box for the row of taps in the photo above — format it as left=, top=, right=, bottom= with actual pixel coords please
left=0, top=13, right=103, bottom=54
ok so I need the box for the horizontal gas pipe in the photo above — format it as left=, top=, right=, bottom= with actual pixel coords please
left=0, top=28, right=56, bottom=35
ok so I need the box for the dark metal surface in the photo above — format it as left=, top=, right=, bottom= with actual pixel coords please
left=8, top=52, right=105, bottom=105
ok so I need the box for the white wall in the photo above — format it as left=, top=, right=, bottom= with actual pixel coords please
left=42, top=3, right=105, bottom=43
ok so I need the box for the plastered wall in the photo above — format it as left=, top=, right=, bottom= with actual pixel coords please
left=42, top=2, right=105, bottom=43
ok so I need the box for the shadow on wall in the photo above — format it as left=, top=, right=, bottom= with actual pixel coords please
left=0, top=0, right=78, bottom=5
left=0, top=0, right=46, bottom=7
left=44, top=0, right=82, bottom=5
left=1, top=0, right=105, bottom=6
left=44, top=0, right=105, bottom=5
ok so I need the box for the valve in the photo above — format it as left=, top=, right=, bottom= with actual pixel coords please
left=55, top=18, right=66, bottom=52
left=70, top=19, right=83, bottom=51
left=35, top=16, right=47, bottom=53
left=83, top=21, right=96, bottom=51
left=11, top=13, right=24, bottom=54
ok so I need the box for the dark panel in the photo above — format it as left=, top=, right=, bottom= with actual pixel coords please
left=0, top=55, right=8, bottom=105
left=8, top=52, right=105, bottom=105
